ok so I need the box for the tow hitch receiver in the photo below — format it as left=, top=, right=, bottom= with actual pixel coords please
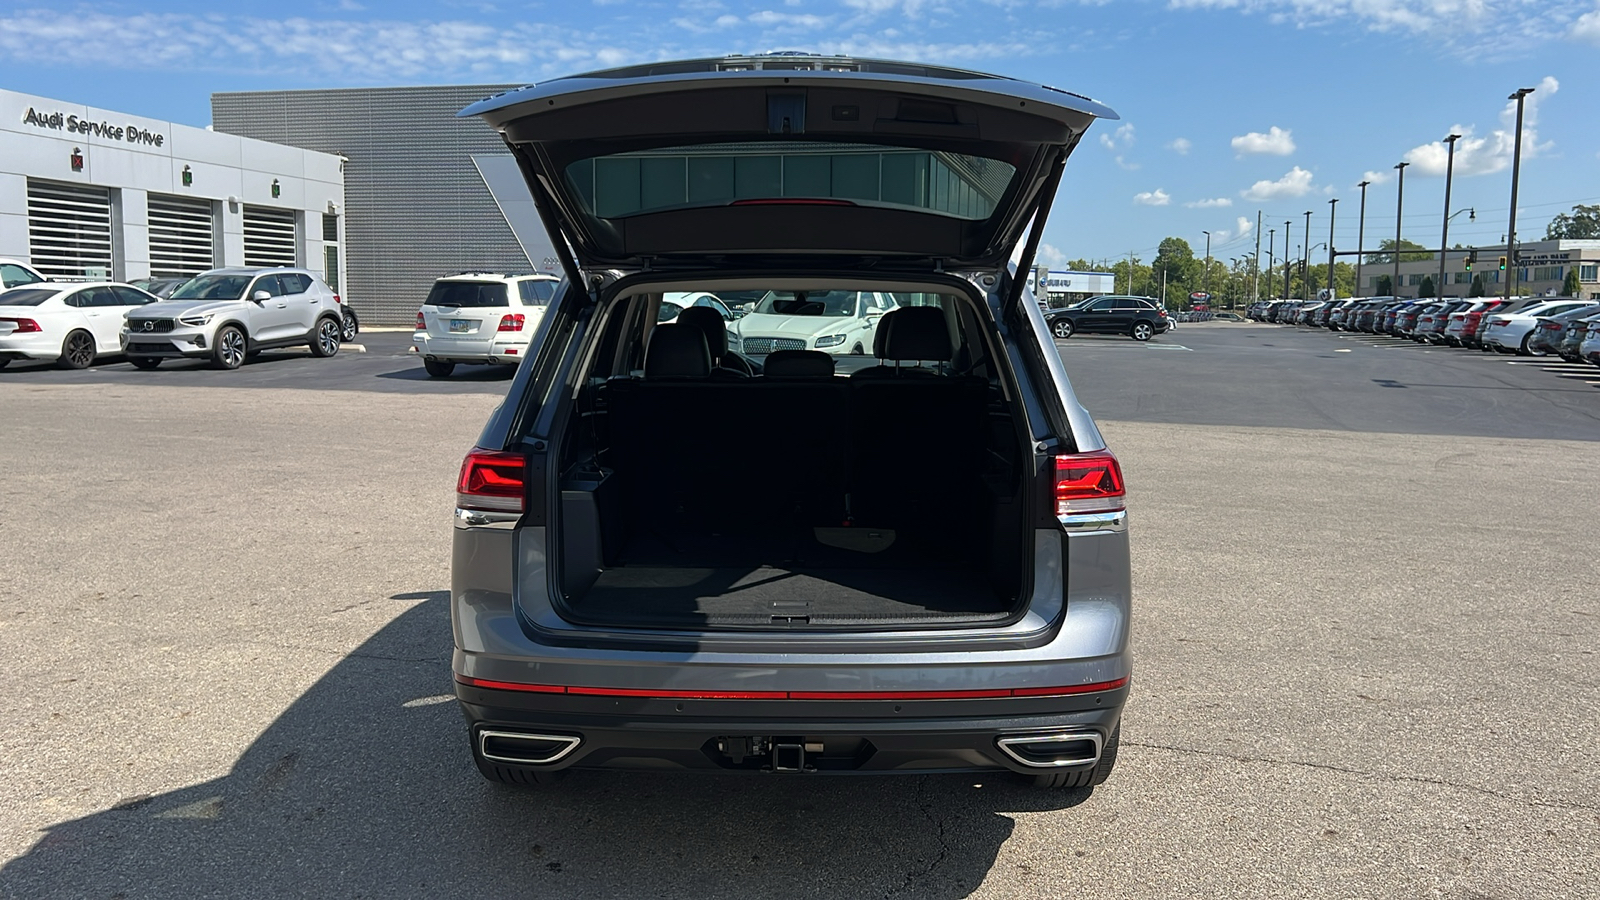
left=715, top=736, right=825, bottom=772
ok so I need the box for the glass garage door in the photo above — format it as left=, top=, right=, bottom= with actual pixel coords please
left=147, top=194, right=215, bottom=277
left=27, top=180, right=114, bottom=279
left=242, top=205, right=297, bottom=268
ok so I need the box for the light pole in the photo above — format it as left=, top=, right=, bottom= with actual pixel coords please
left=1505, top=87, right=1535, bottom=300
left=1327, top=197, right=1338, bottom=298
left=1302, top=210, right=1312, bottom=299
left=1202, top=230, right=1212, bottom=298
left=1438, top=133, right=1461, bottom=298
left=1267, top=228, right=1276, bottom=298
left=1356, top=180, right=1370, bottom=296
left=1252, top=211, right=1263, bottom=304
left=1283, top=219, right=1292, bottom=301
left=1393, top=161, right=1409, bottom=297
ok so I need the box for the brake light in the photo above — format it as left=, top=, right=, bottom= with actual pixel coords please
left=0, top=318, right=41, bottom=333
left=1054, top=450, right=1125, bottom=516
left=1488, top=317, right=1510, bottom=327
left=1540, top=322, right=1562, bottom=331
left=456, top=448, right=525, bottom=513
left=415, top=312, right=425, bottom=330
left=497, top=314, right=526, bottom=332
left=333, top=294, right=342, bottom=305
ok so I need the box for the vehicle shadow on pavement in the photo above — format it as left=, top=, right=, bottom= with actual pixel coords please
left=375, top=366, right=518, bottom=383
left=0, top=595, right=1092, bottom=899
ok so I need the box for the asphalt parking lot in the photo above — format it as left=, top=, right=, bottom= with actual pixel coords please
left=1, top=322, right=1596, bottom=898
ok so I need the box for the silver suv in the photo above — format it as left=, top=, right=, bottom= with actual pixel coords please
left=124, top=267, right=343, bottom=369
left=450, top=55, right=1131, bottom=789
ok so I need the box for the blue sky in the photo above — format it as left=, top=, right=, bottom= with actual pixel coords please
left=3, top=0, right=1596, bottom=267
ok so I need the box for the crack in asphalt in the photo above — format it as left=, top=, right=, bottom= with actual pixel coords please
left=1125, top=739, right=1600, bottom=813
left=885, top=777, right=954, bottom=899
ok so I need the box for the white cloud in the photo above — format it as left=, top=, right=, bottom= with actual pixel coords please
left=747, top=10, right=830, bottom=27
left=1575, top=5, right=1600, bottom=42
left=1185, top=197, right=1233, bottom=208
left=1167, top=137, right=1192, bottom=155
left=1134, top=189, right=1172, bottom=206
left=1037, top=242, right=1069, bottom=267
left=1235, top=215, right=1253, bottom=237
left=1400, top=76, right=1559, bottom=177
left=1240, top=167, right=1316, bottom=201
left=1359, top=170, right=1393, bottom=186
left=1231, top=126, right=1296, bottom=156
left=1098, top=122, right=1135, bottom=150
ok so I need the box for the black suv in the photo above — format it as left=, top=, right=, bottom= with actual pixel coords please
left=1044, top=295, right=1170, bottom=341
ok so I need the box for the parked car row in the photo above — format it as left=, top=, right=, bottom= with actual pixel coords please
left=1247, top=295, right=1600, bottom=364
left=0, top=266, right=352, bottom=370
left=1043, top=295, right=1172, bottom=341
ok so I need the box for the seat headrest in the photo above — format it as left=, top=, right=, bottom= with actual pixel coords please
left=763, top=349, right=835, bottom=379
left=675, top=306, right=727, bottom=358
left=644, top=324, right=711, bottom=379
left=879, top=306, right=952, bottom=362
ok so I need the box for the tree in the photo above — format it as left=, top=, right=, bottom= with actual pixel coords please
left=1564, top=268, right=1582, bottom=296
left=1418, top=275, right=1435, bottom=299
left=1375, top=275, right=1393, bottom=296
left=1546, top=204, right=1600, bottom=240
left=1366, top=239, right=1433, bottom=264
left=1469, top=274, right=1487, bottom=297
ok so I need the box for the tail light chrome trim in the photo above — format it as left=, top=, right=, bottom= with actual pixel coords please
left=1058, top=509, right=1128, bottom=535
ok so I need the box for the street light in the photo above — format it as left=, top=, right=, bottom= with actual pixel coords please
left=1283, top=219, right=1292, bottom=302
left=1202, top=230, right=1212, bottom=298
left=1393, top=161, right=1409, bottom=297
left=1356, top=180, right=1370, bottom=297
left=1302, top=211, right=1312, bottom=299
left=1438, top=134, right=1461, bottom=298
left=1327, top=197, right=1339, bottom=299
left=1267, top=228, right=1276, bottom=297
left=1505, top=87, right=1535, bottom=300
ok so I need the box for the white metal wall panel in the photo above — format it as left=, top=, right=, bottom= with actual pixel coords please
left=147, top=194, right=215, bottom=277
left=27, top=180, right=113, bottom=279
left=242, top=205, right=297, bottom=268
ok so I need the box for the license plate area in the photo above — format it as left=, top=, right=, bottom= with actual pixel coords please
left=449, top=319, right=475, bottom=334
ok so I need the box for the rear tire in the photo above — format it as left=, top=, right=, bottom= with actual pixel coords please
left=423, top=359, right=455, bottom=378
left=1131, top=321, right=1154, bottom=342
left=311, top=317, right=341, bottom=358
left=1520, top=333, right=1542, bottom=357
left=340, top=310, right=359, bottom=343
left=58, top=330, right=97, bottom=369
left=1052, top=319, right=1074, bottom=339
left=129, top=357, right=161, bottom=370
left=1029, top=725, right=1120, bottom=789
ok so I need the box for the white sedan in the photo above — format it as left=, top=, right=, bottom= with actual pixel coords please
left=1481, top=300, right=1593, bottom=355
left=728, top=290, right=898, bottom=357
left=0, top=282, right=158, bottom=369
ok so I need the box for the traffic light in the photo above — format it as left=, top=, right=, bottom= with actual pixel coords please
left=1498, top=256, right=1507, bottom=271
left=1465, top=252, right=1474, bottom=271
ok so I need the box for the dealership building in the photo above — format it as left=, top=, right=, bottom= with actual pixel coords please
left=1, top=88, right=344, bottom=290
left=1363, top=239, right=1600, bottom=300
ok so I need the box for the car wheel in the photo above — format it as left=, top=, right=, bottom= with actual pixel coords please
left=423, top=359, right=455, bottom=378
left=340, top=311, right=359, bottom=343
left=58, top=330, right=97, bottom=369
left=1052, top=319, right=1074, bottom=339
left=311, top=317, right=341, bottom=358
left=0, top=358, right=9, bottom=370
left=212, top=325, right=247, bottom=370
left=1131, top=321, right=1154, bottom=342
left=1028, top=725, right=1120, bottom=789
left=470, top=733, right=567, bottom=786
left=1519, top=334, right=1542, bottom=357
left=852, top=342, right=864, bottom=355
left=129, top=357, right=161, bottom=370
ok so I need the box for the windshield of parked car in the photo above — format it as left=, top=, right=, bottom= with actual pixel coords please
left=750, top=291, right=860, bottom=317
left=425, top=282, right=510, bottom=308
left=170, top=275, right=253, bottom=301
left=0, top=287, right=57, bottom=306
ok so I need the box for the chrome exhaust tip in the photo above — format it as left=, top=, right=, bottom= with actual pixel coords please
left=996, top=731, right=1103, bottom=769
left=478, top=730, right=582, bottom=766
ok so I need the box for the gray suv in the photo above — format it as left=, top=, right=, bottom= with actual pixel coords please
left=450, top=54, right=1131, bottom=789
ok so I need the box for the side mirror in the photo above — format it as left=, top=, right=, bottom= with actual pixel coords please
left=251, top=290, right=271, bottom=303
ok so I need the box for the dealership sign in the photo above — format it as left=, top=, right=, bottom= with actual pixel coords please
left=20, top=107, right=165, bottom=146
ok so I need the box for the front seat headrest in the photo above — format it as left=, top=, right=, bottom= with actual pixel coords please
left=879, top=306, right=952, bottom=361
left=763, top=349, right=834, bottom=379
left=644, top=324, right=711, bottom=379
left=675, top=306, right=728, bottom=359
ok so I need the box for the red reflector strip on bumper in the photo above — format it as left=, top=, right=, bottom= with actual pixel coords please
left=456, top=675, right=1128, bottom=700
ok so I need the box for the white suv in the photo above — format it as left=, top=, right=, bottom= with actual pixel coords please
left=123, top=267, right=343, bottom=370
left=413, top=272, right=559, bottom=377
left=1, top=258, right=49, bottom=290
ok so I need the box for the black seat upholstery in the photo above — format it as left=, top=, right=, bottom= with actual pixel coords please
left=644, top=324, right=711, bottom=379
left=851, top=307, right=951, bottom=380
left=677, top=306, right=756, bottom=378
left=762, top=349, right=835, bottom=379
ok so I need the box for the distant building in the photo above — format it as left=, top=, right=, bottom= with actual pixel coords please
left=1363, top=239, right=1600, bottom=300
left=1029, top=269, right=1116, bottom=307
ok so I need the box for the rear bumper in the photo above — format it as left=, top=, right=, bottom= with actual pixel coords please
left=414, top=333, right=528, bottom=364
left=0, top=334, right=62, bottom=360
left=458, top=680, right=1126, bottom=774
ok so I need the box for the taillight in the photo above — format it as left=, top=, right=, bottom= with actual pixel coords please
left=1488, top=317, right=1510, bottom=327
left=0, top=318, right=41, bottom=333
left=415, top=312, right=426, bottom=330
left=1055, top=450, right=1125, bottom=516
left=333, top=294, right=342, bottom=305
left=1540, top=322, right=1561, bottom=331
left=456, top=448, right=525, bottom=513
left=497, top=314, right=526, bottom=332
